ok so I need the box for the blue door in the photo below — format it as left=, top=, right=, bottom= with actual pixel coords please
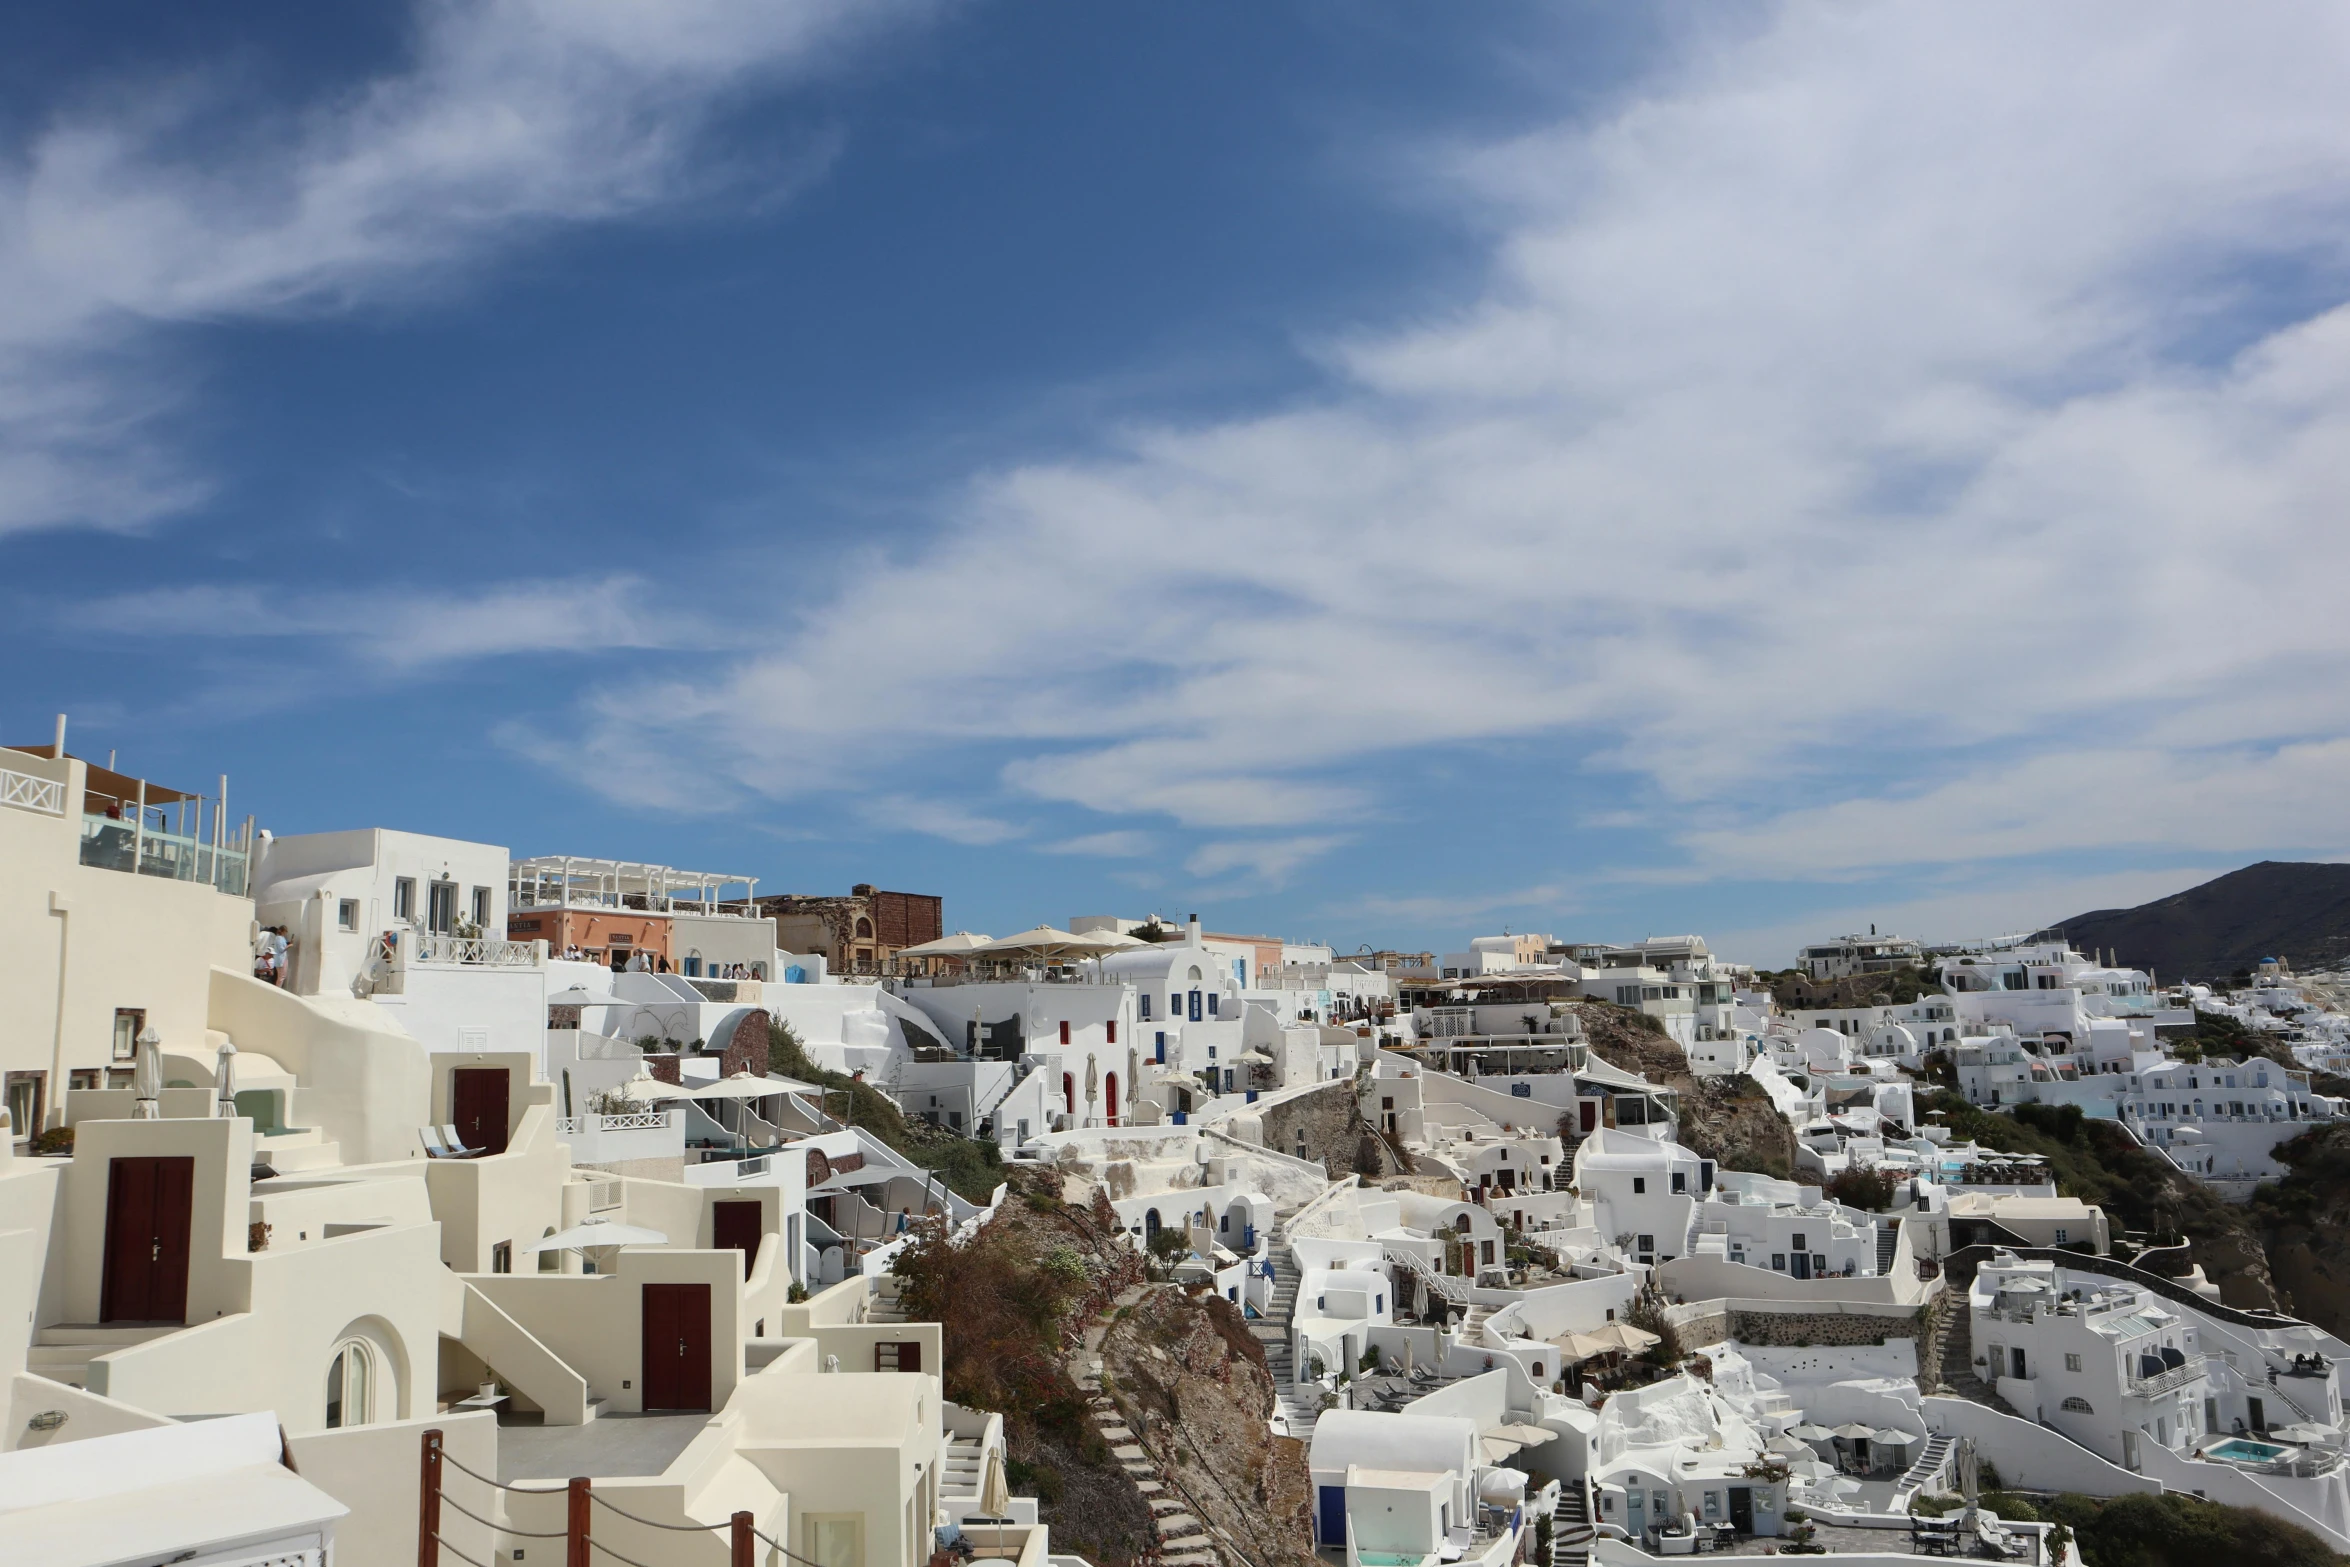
left=1318, top=1486, right=1347, bottom=1545
left=1189, top=989, right=1203, bottom=1022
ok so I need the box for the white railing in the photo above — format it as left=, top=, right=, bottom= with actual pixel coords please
left=0, top=767, right=65, bottom=816
left=410, top=933, right=542, bottom=968
left=557, top=1110, right=674, bottom=1135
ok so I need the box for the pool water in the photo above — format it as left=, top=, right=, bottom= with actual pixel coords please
left=2206, top=1439, right=2289, bottom=1463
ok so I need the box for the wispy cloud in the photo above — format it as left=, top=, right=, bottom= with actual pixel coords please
left=548, top=5, right=2350, bottom=885
left=75, top=576, right=690, bottom=669
left=0, top=0, right=917, bottom=536
left=1344, top=885, right=1576, bottom=926
left=862, top=795, right=1025, bottom=847
left=1184, top=835, right=1349, bottom=888
left=1043, top=830, right=1155, bottom=858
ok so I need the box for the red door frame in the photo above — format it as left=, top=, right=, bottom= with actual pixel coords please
left=101, top=1156, right=195, bottom=1323
left=641, top=1283, right=713, bottom=1411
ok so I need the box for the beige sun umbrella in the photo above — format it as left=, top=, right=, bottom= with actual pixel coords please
left=978, top=1444, right=1012, bottom=1558
left=1586, top=1321, right=1660, bottom=1354
left=977, top=925, right=1088, bottom=960
left=1071, top=928, right=1146, bottom=949
left=1552, top=1331, right=1614, bottom=1362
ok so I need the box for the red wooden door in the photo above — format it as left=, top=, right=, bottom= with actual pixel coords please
left=452, top=1068, right=510, bottom=1155
left=1579, top=1101, right=1597, bottom=1135
left=640, top=1283, right=712, bottom=1410
left=101, top=1156, right=194, bottom=1323
left=713, top=1201, right=763, bottom=1279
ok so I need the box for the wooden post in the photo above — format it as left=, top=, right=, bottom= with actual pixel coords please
left=732, top=1511, right=755, bottom=1567
left=418, top=1428, right=443, bottom=1567
left=568, top=1476, right=591, bottom=1567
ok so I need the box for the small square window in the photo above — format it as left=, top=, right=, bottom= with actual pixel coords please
left=2065, top=1353, right=2082, bottom=1372
left=1633, top=1176, right=1646, bottom=1194
left=338, top=899, right=360, bottom=931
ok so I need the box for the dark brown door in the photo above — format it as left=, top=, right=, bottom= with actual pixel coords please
left=101, top=1157, right=194, bottom=1323
left=641, top=1283, right=711, bottom=1410
left=874, top=1339, right=921, bottom=1373
left=452, top=1068, right=510, bottom=1155
left=712, top=1201, right=763, bottom=1279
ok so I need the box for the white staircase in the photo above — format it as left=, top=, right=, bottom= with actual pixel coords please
left=1551, top=1479, right=1593, bottom=1567
left=1246, top=1221, right=1328, bottom=1438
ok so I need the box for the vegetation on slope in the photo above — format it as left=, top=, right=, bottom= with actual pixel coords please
left=766, top=1021, right=1005, bottom=1201
left=892, top=1169, right=1158, bottom=1566
left=1917, top=1089, right=2279, bottom=1309
left=1982, top=1489, right=2342, bottom=1567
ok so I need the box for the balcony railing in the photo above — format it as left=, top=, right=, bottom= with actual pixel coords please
left=1, top=765, right=66, bottom=816
left=2128, top=1357, right=2208, bottom=1397
left=77, top=816, right=249, bottom=893
left=409, top=933, right=542, bottom=969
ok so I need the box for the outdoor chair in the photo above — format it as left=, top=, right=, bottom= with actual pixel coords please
left=441, top=1124, right=483, bottom=1156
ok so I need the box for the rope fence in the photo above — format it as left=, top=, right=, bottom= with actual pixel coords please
left=419, top=1426, right=870, bottom=1567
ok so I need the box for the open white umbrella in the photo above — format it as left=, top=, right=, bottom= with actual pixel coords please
left=691, top=1072, right=794, bottom=1101
left=608, top=1071, right=690, bottom=1104
left=1790, top=1423, right=1836, bottom=1441
left=1831, top=1423, right=1882, bottom=1441
left=528, top=1217, right=668, bottom=1253
left=896, top=931, right=996, bottom=959
left=547, top=985, right=603, bottom=1006
left=977, top=925, right=1087, bottom=959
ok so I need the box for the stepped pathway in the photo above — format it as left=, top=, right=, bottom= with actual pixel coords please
left=1927, top=1296, right=2023, bottom=1420
left=1243, top=1220, right=1326, bottom=1438
left=1551, top=1478, right=1594, bottom=1567
left=1894, top=1434, right=1955, bottom=1504
left=1876, top=1221, right=1901, bottom=1276
left=1075, top=1284, right=1228, bottom=1567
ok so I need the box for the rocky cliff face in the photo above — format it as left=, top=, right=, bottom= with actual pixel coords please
left=1096, top=1284, right=1316, bottom=1567
left=1570, top=1003, right=1798, bottom=1180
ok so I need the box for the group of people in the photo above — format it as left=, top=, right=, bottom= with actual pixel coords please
left=252, top=924, right=291, bottom=986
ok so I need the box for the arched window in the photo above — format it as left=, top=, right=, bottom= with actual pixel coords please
left=855, top=917, right=873, bottom=939
left=1456, top=1214, right=1472, bottom=1234
left=326, top=1338, right=374, bottom=1429
left=2060, top=1396, right=2093, bottom=1414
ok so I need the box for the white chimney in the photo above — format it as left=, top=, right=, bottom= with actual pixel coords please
left=1187, top=913, right=1202, bottom=945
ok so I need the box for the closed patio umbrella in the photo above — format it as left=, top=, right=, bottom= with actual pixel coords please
left=977, top=1444, right=1013, bottom=1559
left=133, top=1027, right=163, bottom=1120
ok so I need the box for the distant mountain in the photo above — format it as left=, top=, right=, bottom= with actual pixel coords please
left=2050, top=861, right=2350, bottom=981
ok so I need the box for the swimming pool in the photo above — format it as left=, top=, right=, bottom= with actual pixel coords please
left=2205, top=1438, right=2289, bottom=1463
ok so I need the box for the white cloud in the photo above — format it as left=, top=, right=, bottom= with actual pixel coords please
left=558, top=3, right=2350, bottom=880
left=0, top=0, right=912, bottom=534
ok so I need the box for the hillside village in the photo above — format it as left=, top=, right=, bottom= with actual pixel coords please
left=9, top=728, right=2350, bottom=1566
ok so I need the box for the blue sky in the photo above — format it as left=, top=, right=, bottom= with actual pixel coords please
left=7, top=2, right=2350, bottom=964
